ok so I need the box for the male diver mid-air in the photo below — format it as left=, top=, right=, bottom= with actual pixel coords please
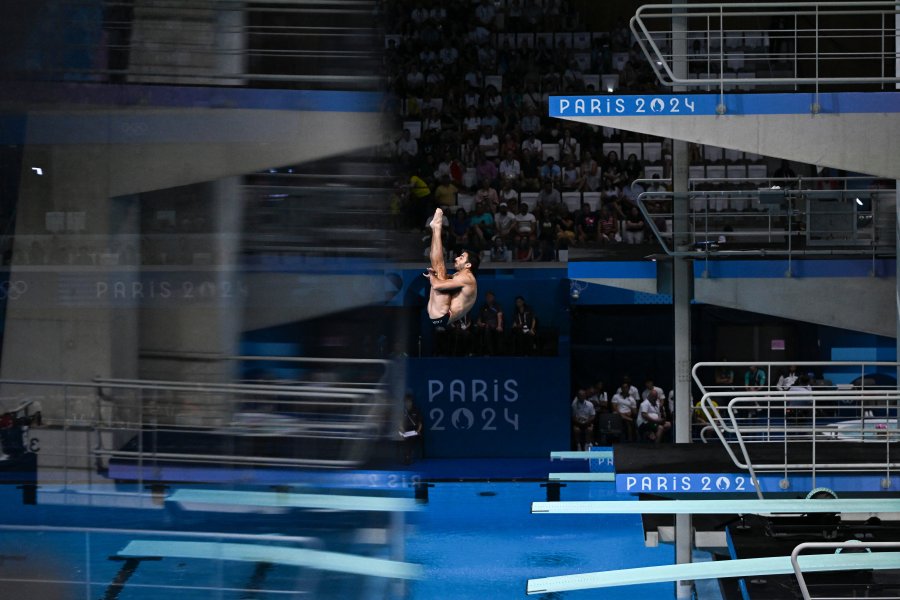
left=424, top=208, right=478, bottom=330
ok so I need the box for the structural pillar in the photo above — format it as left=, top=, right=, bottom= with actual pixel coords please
left=672, top=1, right=693, bottom=598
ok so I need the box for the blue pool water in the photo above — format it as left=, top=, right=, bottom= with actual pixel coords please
left=0, top=477, right=676, bottom=599
left=407, top=481, right=674, bottom=599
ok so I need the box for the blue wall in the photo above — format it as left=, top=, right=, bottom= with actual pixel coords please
left=407, top=357, right=570, bottom=458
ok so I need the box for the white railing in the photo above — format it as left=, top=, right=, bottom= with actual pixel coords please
left=691, top=361, right=900, bottom=497
left=633, top=177, right=895, bottom=258
left=0, top=359, right=392, bottom=488
left=791, top=541, right=900, bottom=600
left=630, top=2, right=900, bottom=92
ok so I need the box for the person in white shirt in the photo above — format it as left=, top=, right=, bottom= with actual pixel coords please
left=514, top=203, right=537, bottom=236
left=478, top=125, right=500, bottom=159
left=499, top=151, right=522, bottom=183
left=637, top=391, right=671, bottom=444
left=641, top=378, right=666, bottom=403
left=396, top=129, right=418, bottom=163
left=776, top=365, right=800, bottom=390
left=571, top=389, right=596, bottom=451
left=611, top=383, right=637, bottom=441
left=494, top=202, right=516, bottom=240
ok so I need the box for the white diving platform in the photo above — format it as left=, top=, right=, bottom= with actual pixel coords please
left=549, top=450, right=613, bottom=460
left=167, top=489, right=418, bottom=513
left=118, top=540, right=423, bottom=580
left=526, top=551, right=900, bottom=594
left=547, top=473, right=615, bottom=482
left=532, top=498, right=900, bottom=515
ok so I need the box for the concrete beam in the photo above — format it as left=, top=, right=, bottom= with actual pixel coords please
left=554, top=112, right=900, bottom=180
left=694, top=275, right=896, bottom=338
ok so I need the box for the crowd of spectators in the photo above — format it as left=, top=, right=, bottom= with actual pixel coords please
left=434, top=292, right=546, bottom=356
left=571, top=374, right=673, bottom=449
left=381, top=0, right=672, bottom=260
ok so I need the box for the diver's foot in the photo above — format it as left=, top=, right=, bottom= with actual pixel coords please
left=430, top=208, right=444, bottom=230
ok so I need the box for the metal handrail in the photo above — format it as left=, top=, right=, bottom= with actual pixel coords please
left=791, top=541, right=900, bottom=600
left=0, top=368, right=393, bottom=484
left=636, top=190, right=890, bottom=258
left=630, top=2, right=900, bottom=91
left=4, top=0, right=382, bottom=89
left=691, top=361, right=900, bottom=395
left=692, top=361, right=899, bottom=496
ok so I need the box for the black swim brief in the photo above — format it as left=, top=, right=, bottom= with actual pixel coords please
left=430, top=312, right=451, bottom=330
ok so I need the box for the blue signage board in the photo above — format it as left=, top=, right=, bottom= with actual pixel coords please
left=549, top=91, right=900, bottom=118
left=407, top=357, right=570, bottom=458
left=617, top=472, right=900, bottom=494
left=617, top=473, right=755, bottom=494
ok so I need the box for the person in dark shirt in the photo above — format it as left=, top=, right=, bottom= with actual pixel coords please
left=510, top=295, right=538, bottom=355
left=576, top=202, right=599, bottom=243
left=400, top=393, right=424, bottom=464
left=476, top=291, right=504, bottom=355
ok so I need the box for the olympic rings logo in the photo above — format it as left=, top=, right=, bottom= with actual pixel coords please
left=0, top=280, right=28, bottom=300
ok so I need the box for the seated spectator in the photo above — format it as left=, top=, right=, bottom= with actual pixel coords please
left=535, top=205, right=559, bottom=261
left=511, top=295, right=538, bottom=355
left=611, top=383, right=637, bottom=441
left=491, top=235, right=509, bottom=262
left=597, top=207, right=618, bottom=244
left=475, top=153, right=499, bottom=188
left=745, top=365, right=766, bottom=391
left=475, top=178, right=500, bottom=212
left=714, top=360, right=735, bottom=390
left=561, top=159, right=582, bottom=191
left=580, top=151, right=601, bottom=191
left=494, top=202, right=517, bottom=241
left=433, top=174, right=458, bottom=208
left=478, top=125, right=500, bottom=160
left=519, top=105, right=542, bottom=138
left=642, top=378, right=666, bottom=403
left=499, top=151, right=523, bottom=186
left=481, top=107, right=501, bottom=132
left=514, top=202, right=537, bottom=261
left=624, top=153, right=643, bottom=183
left=396, top=129, right=418, bottom=165
left=637, top=390, right=671, bottom=444
left=576, top=202, right=599, bottom=244
left=468, top=201, right=495, bottom=250
left=602, top=151, right=627, bottom=189
left=555, top=206, right=577, bottom=249
left=558, top=128, right=578, bottom=162
left=777, top=365, right=800, bottom=391
left=476, top=291, right=504, bottom=355
left=537, top=179, right=562, bottom=208
left=500, top=133, right=519, bottom=158
left=571, top=389, right=596, bottom=451
left=435, top=151, right=465, bottom=186
left=592, top=381, right=609, bottom=414
left=450, top=208, right=471, bottom=253
left=539, top=157, right=562, bottom=186
left=499, top=179, right=519, bottom=205
left=463, top=106, right=482, bottom=134
left=623, top=206, right=645, bottom=244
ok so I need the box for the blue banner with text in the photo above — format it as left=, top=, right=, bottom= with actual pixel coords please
left=549, top=92, right=900, bottom=118
left=407, top=357, right=569, bottom=458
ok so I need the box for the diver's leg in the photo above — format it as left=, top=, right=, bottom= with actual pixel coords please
left=429, top=208, right=448, bottom=280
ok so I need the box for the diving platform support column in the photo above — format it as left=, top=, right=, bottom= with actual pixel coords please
left=672, top=2, right=692, bottom=598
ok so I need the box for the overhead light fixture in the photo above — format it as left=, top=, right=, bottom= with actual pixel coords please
left=855, top=197, right=863, bottom=206
left=31, top=167, right=43, bottom=175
